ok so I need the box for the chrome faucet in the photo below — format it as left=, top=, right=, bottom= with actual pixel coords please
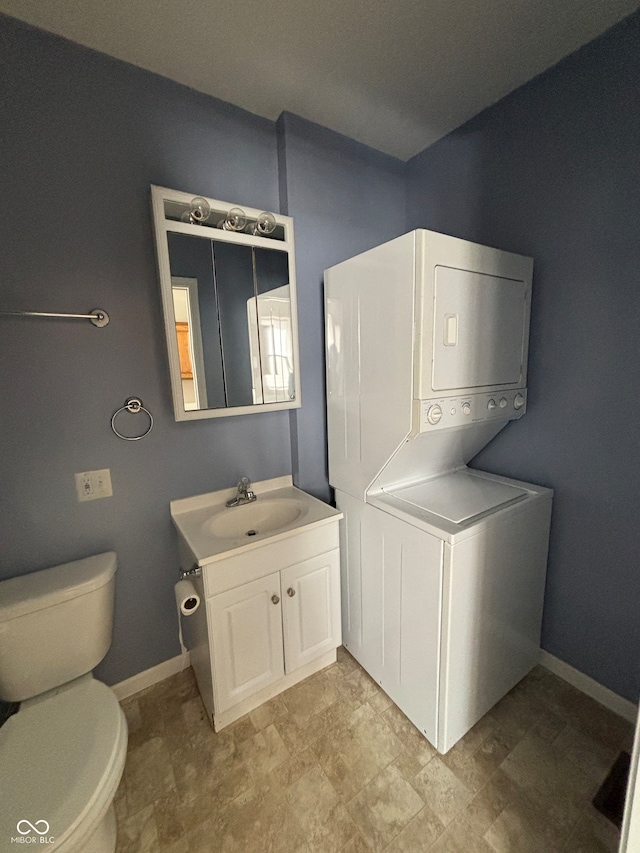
left=225, top=477, right=257, bottom=507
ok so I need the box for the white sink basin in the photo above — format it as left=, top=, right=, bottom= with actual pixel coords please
left=205, top=498, right=305, bottom=539
left=170, top=477, right=342, bottom=565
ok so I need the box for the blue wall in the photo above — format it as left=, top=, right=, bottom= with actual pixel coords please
left=0, top=16, right=405, bottom=685
left=406, top=12, right=640, bottom=702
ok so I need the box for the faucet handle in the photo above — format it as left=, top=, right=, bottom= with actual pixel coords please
left=238, top=476, right=251, bottom=487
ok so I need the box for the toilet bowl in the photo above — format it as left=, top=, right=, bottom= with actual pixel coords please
left=0, top=553, right=128, bottom=852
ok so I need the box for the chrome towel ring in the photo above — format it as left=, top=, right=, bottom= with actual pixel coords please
left=111, top=398, right=154, bottom=441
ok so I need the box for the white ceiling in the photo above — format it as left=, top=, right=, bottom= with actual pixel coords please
left=1, top=0, right=638, bottom=160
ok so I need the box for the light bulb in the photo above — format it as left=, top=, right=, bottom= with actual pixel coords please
left=222, top=207, right=247, bottom=232
left=188, top=197, right=211, bottom=223
left=253, top=211, right=277, bottom=236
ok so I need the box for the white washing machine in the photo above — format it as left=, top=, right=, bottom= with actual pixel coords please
left=325, top=229, right=552, bottom=753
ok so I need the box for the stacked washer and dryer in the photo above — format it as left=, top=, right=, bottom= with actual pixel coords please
left=325, top=229, right=552, bottom=754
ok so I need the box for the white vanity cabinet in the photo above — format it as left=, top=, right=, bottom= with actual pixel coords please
left=171, top=477, right=343, bottom=731
left=186, top=522, right=341, bottom=731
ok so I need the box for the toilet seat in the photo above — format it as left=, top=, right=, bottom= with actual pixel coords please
left=0, top=675, right=127, bottom=851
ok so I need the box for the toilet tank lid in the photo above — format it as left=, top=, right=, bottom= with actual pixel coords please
left=0, top=552, right=117, bottom=623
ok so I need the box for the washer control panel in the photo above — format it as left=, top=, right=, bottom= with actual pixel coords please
left=418, top=389, right=527, bottom=431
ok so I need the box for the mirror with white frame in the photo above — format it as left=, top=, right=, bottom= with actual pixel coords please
left=151, top=186, right=301, bottom=420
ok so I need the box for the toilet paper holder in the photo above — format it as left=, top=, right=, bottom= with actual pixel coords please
left=179, top=565, right=201, bottom=580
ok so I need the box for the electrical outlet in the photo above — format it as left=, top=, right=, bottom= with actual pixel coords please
left=75, top=469, right=113, bottom=502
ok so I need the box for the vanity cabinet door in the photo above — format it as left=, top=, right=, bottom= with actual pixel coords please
left=281, top=550, right=341, bottom=673
left=208, top=572, right=285, bottom=714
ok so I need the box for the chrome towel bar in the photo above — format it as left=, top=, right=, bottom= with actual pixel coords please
left=0, top=308, right=110, bottom=327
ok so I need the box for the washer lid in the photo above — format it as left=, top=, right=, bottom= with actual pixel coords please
left=389, top=470, right=528, bottom=525
left=0, top=677, right=125, bottom=847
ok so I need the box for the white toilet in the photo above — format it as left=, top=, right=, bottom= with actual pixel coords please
left=0, top=552, right=128, bottom=852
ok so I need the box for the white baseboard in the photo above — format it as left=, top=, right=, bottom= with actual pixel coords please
left=110, top=648, right=638, bottom=724
left=540, top=650, right=638, bottom=724
left=111, top=652, right=190, bottom=701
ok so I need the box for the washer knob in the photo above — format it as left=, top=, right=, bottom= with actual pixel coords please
left=427, top=404, right=443, bottom=425
left=514, top=393, right=525, bottom=410
left=499, top=397, right=508, bottom=409
left=461, top=402, right=471, bottom=416
left=487, top=398, right=497, bottom=410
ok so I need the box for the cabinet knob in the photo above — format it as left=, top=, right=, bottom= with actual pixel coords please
left=271, top=594, right=280, bottom=605
left=287, top=587, right=296, bottom=597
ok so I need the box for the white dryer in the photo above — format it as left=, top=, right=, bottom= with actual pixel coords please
left=325, top=229, right=552, bottom=753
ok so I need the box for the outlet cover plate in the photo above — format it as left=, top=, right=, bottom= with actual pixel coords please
left=75, top=469, right=113, bottom=502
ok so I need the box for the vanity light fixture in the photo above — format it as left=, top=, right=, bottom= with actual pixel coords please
left=181, top=198, right=278, bottom=237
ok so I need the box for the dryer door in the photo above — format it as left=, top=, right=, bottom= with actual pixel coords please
left=431, top=265, right=527, bottom=392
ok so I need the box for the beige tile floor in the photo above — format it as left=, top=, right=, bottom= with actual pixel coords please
left=115, top=648, right=633, bottom=852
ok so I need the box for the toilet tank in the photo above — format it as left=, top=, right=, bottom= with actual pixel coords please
left=0, top=552, right=117, bottom=702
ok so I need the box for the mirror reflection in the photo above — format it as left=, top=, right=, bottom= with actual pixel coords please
left=151, top=187, right=301, bottom=421
left=168, top=235, right=294, bottom=409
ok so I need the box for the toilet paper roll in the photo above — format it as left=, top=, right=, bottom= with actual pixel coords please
left=175, top=579, right=200, bottom=664
left=174, top=579, right=200, bottom=616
